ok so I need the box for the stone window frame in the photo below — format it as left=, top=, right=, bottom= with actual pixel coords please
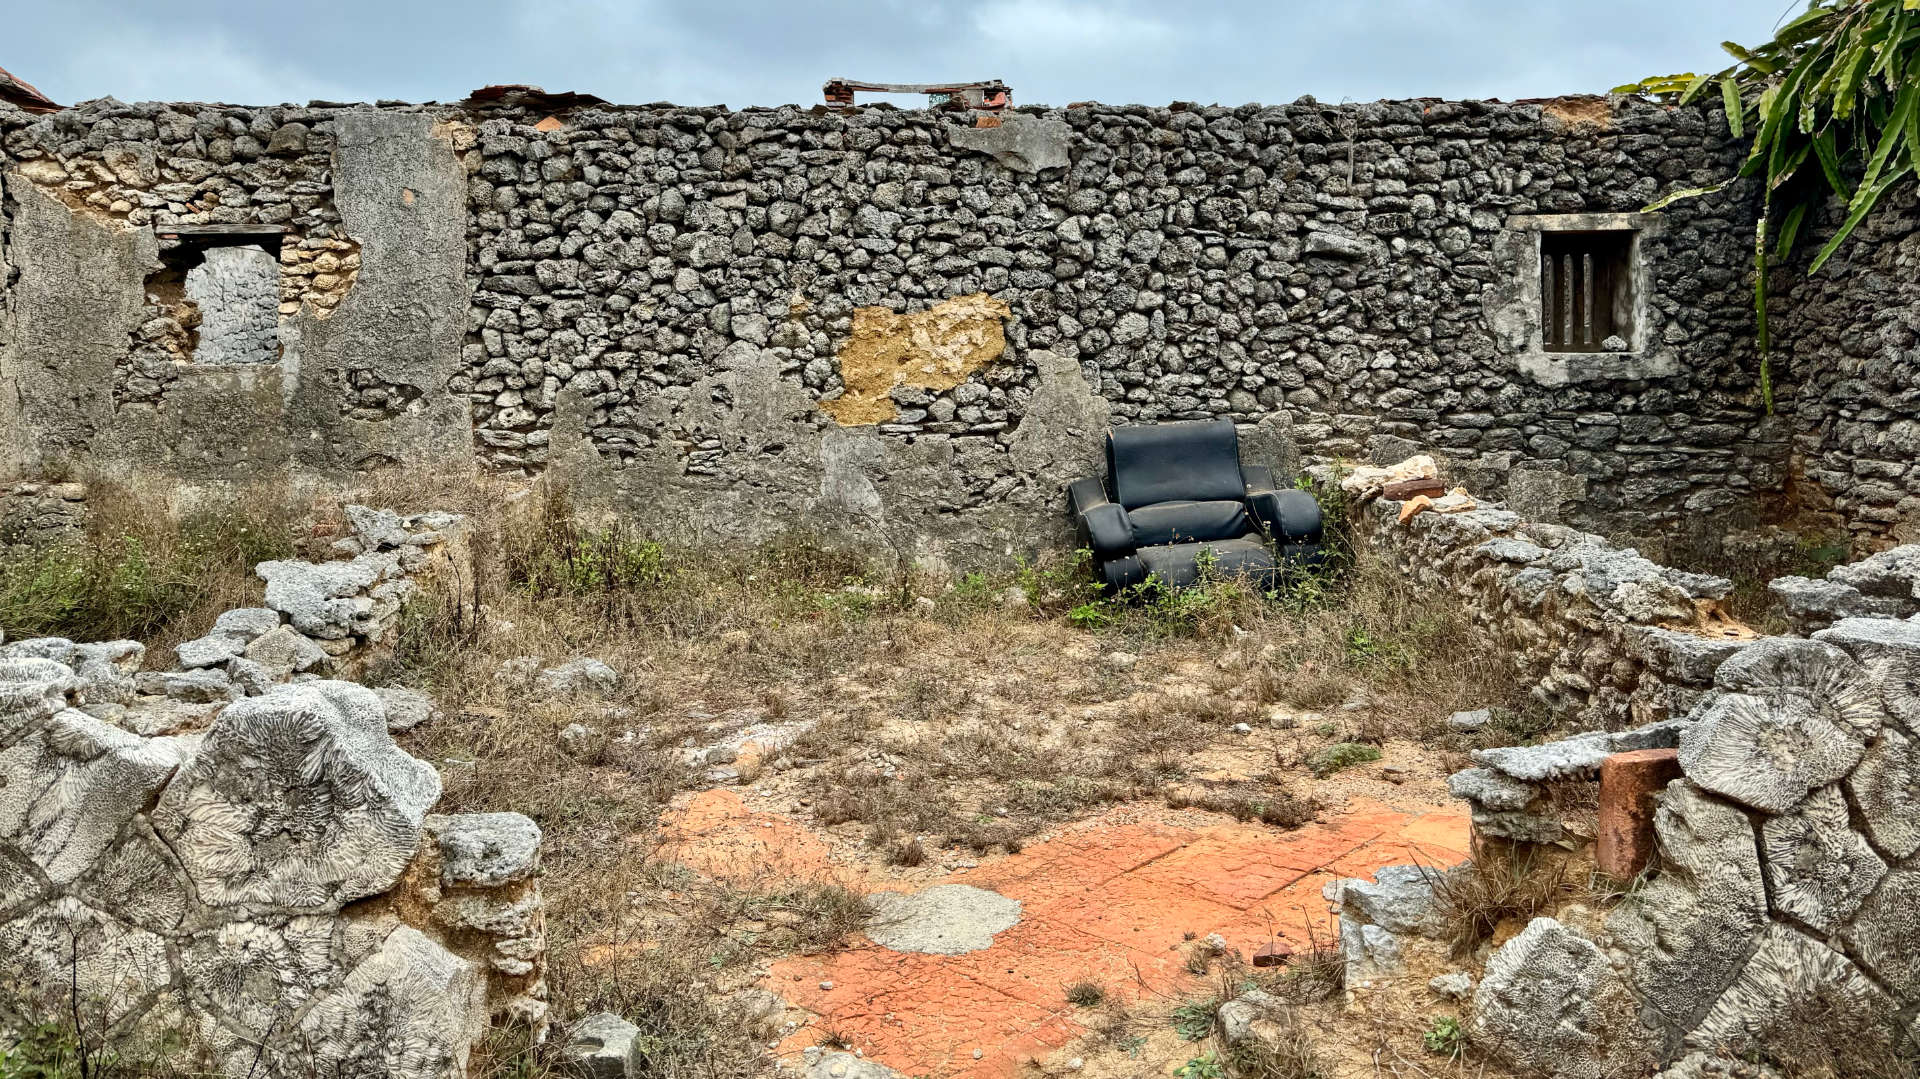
left=1498, top=212, right=1671, bottom=387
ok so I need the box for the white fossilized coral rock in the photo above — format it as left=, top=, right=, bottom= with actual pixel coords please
left=150, top=680, right=441, bottom=911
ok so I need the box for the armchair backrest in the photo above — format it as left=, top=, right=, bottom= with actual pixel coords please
left=1105, top=419, right=1246, bottom=509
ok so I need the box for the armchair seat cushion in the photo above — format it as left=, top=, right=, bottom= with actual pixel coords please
left=1126, top=500, right=1251, bottom=548
left=1135, top=537, right=1276, bottom=590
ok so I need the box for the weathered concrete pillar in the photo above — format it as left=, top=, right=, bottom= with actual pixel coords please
left=1596, top=748, right=1682, bottom=879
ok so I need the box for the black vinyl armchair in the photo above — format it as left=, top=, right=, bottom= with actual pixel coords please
left=1069, top=419, right=1324, bottom=592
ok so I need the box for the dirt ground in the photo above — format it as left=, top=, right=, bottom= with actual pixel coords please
left=364, top=494, right=1551, bottom=1079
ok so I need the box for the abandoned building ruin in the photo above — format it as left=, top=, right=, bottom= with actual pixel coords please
left=2, top=90, right=1914, bottom=562
left=3, top=75, right=1920, bottom=1079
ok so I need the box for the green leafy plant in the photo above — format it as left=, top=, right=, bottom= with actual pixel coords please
left=1423, top=1015, right=1466, bottom=1060
left=1174, top=1050, right=1226, bottom=1079
left=1616, top=0, right=1920, bottom=410
left=1172, top=997, right=1220, bottom=1042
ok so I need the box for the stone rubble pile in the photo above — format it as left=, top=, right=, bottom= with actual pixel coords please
left=20, top=504, right=466, bottom=738
left=1770, top=542, right=1920, bottom=634
left=0, top=505, right=538, bottom=1077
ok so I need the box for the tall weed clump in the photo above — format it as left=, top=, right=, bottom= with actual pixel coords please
left=0, top=481, right=295, bottom=646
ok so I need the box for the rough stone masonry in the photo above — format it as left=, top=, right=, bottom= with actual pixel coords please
left=0, top=92, right=1915, bottom=562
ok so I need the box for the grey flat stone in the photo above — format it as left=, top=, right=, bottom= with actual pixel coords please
left=210, top=607, right=283, bottom=642
left=565, top=1011, right=636, bottom=1079
left=1446, top=708, right=1492, bottom=731
left=1473, top=719, right=1688, bottom=782
left=1341, top=864, right=1444, bottom=937
left=175, top=634, right=245, bottom=670
left=865, top=884, right=1019, bottom=954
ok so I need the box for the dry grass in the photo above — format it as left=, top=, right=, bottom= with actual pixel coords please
left=22, top=472, right=1531, bottom=1077
left=1429, top=844, right=1577, bottom=959
left=0, top=477, right=299, bottom=652
left=1164, top=783, right=1319, bottom=829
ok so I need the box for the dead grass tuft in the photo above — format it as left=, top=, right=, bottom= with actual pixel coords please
left=1430, top=845, right=1575, bottom=958
left=1221, top=1015, right=1328, bottom=1079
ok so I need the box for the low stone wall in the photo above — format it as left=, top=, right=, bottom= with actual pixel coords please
left=1360, top=477, right=1920, bottom=1071
left=0, top=507, right=542, bottom=1077
left=1351, top=487, right=1751, bottom=732
left=1465, top=622, right=1920, bottom=1076
left=0, top=479, right=86, bottom=555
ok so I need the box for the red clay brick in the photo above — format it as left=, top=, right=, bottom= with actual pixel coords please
left=1383, top=476, right=1446, bottom=500
left=1596, top=748, right=1682, bottom=879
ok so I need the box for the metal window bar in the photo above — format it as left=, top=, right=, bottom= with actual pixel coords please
left=1542, top=234, right=1622, bottom=352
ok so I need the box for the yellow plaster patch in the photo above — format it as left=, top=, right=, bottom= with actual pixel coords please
left=820, top=292, right=1012, bottom=426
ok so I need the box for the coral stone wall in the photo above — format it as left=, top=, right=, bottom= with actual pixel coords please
left=3, top=93, right=1836, bottom=560
left=5, top=93, right=1918, bottom=557
left=1358, top=482, right=1920, bottom=1074
left=1352, top=490, right=1750, bottom=733
left=1774, top=179, right=1920, bottom=551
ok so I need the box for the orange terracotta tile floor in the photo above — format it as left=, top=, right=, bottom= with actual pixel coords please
left=659, top=790, right=1470, bottom=1079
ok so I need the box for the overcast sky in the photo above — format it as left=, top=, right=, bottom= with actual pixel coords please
left=9, top=1, right=1800, bottom=110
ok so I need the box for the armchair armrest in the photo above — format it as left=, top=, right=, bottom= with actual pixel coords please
left=1241, top=468, right=1324, bottom=544
left=1069, top=477, right=1135, bottom=558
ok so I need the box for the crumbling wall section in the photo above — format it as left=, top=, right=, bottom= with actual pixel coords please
left=1459, top=617, right=1920, bottom=1076
left=0, top=479, right=86, bottom=556
left=0, top=99, right=473, bottom=484
left=0, top=507, right=545, bottom=1076
left=1363, top=471, right=1920, bottom=1072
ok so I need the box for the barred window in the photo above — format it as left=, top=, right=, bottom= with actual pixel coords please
left=1539, top=229, right=1634, bottom=353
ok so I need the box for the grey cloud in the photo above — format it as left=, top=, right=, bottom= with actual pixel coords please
left=9, top=0, right=1796, bottom=108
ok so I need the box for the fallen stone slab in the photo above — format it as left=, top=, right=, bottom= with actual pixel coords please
left=1473, top=719, right=1688, bottom=782
left=1339, top=864, right=1445, bottom=937
left=802, top=1049, right=906, bottom=1079
left=864, top=884, right=1020, bottom=955
left=565, top=1011, right=637, bottom=1079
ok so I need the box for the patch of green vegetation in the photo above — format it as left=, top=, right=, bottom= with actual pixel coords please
left=1306, top=742, right=1381, bottom=778
left=0, top=489, right=293, bottom=644
left=1172, top=997, right=1219, bottom=1042
left=503, top=487, right=668, bottom=602
left=1423, top=1015, right=1465, bottom=1060
left=1174, top=1051, right=1226, bottom=1079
